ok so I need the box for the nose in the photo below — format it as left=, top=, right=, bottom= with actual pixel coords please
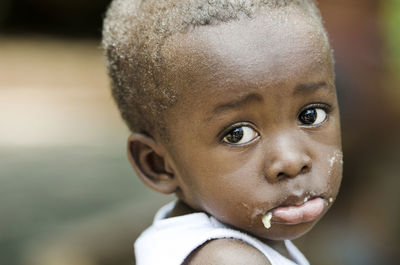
left=263, top=135, right=312, bottom=183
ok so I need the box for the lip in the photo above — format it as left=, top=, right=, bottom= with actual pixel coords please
left=269, top=196, right=327, bottom=225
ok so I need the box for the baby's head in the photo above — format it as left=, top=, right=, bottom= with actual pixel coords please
left=103, top=0, right=343, bottom=241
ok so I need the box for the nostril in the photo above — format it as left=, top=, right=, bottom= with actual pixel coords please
left=300, top=165, right=310, bottom=174
left=277, top=172, right=286, bottom=179
left=266, top=157, right=312, bottom=182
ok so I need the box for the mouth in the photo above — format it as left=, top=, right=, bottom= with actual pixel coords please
left=262, top=196, right=329, bottom=228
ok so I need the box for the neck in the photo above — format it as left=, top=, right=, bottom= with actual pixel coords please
left=167, top=199, right=197, bottom=218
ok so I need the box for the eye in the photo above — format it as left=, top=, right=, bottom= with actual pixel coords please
left=298, top=107, right=327, bottom=126
left=222, top=126, right=259, bottom=145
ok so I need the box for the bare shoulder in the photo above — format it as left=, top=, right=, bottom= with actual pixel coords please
left=184, top=238, right=272, bottom=265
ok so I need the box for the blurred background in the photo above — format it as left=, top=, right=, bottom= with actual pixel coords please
left=0, top=0, right=399, bottom=265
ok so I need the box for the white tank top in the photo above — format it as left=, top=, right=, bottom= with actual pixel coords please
left=135, top=201, right=310, bottom=265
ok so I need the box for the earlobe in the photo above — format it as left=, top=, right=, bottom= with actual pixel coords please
left=127, top=133, right=178, bottom=194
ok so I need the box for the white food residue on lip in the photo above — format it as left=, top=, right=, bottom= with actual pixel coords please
left=329, top=197, right=334, bottom=203
left=262, top=212, right=273, bottom=229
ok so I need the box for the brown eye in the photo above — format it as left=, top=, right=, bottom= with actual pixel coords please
left=299, top=108, right=327, bottom=126
left=223, top=126, right=258, bottom=145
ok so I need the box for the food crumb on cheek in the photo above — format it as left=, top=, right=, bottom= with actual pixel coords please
left=262, top=212, right=273, bottom=229
left=327, top=150, right=343, bottom=176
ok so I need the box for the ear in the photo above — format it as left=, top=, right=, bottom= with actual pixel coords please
left=127, top=133, right=178, bottom=194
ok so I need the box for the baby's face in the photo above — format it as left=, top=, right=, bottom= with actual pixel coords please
left=160, top=7, right=342, bottom=240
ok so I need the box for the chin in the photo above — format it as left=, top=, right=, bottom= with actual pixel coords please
left=256, top=221, right=318, bottom=241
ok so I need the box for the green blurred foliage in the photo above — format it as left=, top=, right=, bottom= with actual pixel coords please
left=382, top=0, right=400, bottom=72
left=381, top=0, right=400, bottom=112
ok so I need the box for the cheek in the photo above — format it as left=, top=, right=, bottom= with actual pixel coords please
left=314, top=148, right=343, bottom=197
left=328, top=150, right=343, bottom=177
left=196, top=157, right=274, bottom=226
left=327, top=149, right=344, bottom=195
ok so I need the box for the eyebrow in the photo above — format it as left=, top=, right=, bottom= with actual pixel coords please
left=293, top=81, right=330, bottom=95
left=211, top=93, right=263, bottom=117
left=207, top=81, right=330, bottom=121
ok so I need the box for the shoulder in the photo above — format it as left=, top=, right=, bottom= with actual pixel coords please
left=184, top=238, right=272, bottom=265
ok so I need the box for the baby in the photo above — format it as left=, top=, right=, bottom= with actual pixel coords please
left=102, top=0, right=343, bottom=264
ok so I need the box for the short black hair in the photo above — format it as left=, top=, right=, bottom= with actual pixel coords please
left=102, top=0, right=326, bottom=137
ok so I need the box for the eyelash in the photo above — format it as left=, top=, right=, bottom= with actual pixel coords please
left=299, top=103, right=331, bottom=113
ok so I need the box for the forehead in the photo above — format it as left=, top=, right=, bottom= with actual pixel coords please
left=161, top=6, right=333, bottom=114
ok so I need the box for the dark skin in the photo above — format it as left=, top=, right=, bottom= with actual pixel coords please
left=128, top=6, right=342, bottom=265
